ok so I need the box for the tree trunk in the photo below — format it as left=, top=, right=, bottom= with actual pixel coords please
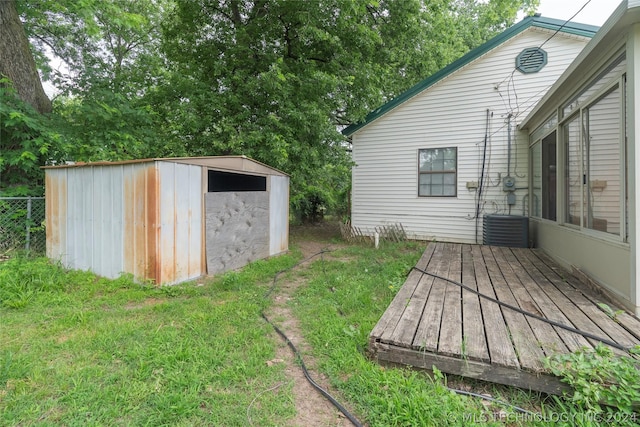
left=0, top=0, right=51, bottom=114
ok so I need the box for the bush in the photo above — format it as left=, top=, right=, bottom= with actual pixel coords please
left=544, top=344, right=640, bottom=420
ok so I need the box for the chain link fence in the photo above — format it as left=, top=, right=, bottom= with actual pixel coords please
left=0, top=197, right=46, bottom=255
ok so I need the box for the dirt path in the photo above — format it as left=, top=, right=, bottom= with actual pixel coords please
left=264, top=225, right=357, bottom=427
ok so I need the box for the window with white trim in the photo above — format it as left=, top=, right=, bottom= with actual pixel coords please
left=418, top=148, right=457, bottom=197
left=564, top=82, right=624, bottom=236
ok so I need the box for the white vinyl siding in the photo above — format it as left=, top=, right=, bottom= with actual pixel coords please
left=351, top=28, right=590, bottom=243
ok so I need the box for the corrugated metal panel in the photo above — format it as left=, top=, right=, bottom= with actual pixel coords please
left=90, top=165, right=125, bottom=278
left=44, top=156, right=288, bottom=177
left=269, top=175, right=289, bottom=255
left=66, top=167, right=92, bottom=270
left=122, top=162, right=158, bottom=283
left=187, top=164, right=204, bottom=280
left=351, top=28, right=590, bottom=243
left=158, top=161, right=175, bottom=283
left=45, top=168, right=67, bottom=263
left=51, top=163, right=148, bottom=280
left=157, top=161, right=204, bottom=285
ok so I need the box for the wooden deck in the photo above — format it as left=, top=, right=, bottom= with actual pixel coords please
left=369, top=242, right=640, bottom=394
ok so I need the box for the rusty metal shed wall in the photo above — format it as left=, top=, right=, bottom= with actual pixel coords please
left=46, top=163, right=156, bottom=280
left=157, top=161, right=204, bottom=284
left=269, top=175, right=289, bottom=255
left=122, top=163, right=158, bottom=283
left=90, top=164, right=125, bottom=278
left=45, top=168, right=68, bottom=264
left=45, top=156, right=288, bottom=284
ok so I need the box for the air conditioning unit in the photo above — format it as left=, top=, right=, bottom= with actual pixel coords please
left=483, top=214, right=529, bottom=248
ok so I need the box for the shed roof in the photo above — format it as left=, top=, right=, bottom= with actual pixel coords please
left=42, top=155, right=288, bottom=177
left=342, top=15, right=599, bottom=137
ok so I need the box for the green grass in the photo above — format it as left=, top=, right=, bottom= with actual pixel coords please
left=2, top=228, right=635, bottom=426
left=1, top=254, right=299, bottom=426
left=290, top=241, right=504, bottom=426
left=288, top=238, right=639, bottom=427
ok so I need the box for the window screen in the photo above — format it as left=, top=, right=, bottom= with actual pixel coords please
left=418, top=148, right=457, bottom=197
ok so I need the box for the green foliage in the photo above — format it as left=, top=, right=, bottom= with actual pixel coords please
left=19, top=0, right=173, bottom=164
left=53, top=90, right=162, bottom=161
left=20, top=0, right=168, bottom=97
left=597, top=302, right=625, bottom=320
left=12, top=0, right=538, bottom=216
left=544, top=344, right=640, bottom=421
left=160, top=0, right=535, bottom=221
left=0, top=79, right=63, bottom=195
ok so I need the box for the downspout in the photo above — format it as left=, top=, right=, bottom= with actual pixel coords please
left=507, top=114, right=512, bottom=176
left=476, top=109, right=491, bottom=244
left=507, top=113, right=513, bottom=215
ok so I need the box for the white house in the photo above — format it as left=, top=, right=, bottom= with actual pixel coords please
left=343, top=15, right=597, bottom=244
left=346, top=2, right=640, bottom=316
left=520, top=0, right=640, bottom=315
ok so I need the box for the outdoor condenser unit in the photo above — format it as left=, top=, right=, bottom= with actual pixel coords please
left=482, top=214, right=529, bottom=248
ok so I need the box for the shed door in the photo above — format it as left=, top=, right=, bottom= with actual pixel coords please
left=204, top=192, right=269, bottom=275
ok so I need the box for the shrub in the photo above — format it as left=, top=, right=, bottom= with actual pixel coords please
left=544, top=344, right=640, bottom=418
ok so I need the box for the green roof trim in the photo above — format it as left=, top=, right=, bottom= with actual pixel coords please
left=342, top=16, right=599, bottom=137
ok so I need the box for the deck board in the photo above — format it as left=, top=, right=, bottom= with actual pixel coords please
left=481, top=246, right=546, bottom=372
left=535, top=251, right=640, bottom=348
left=438, top=244, right=463, bottom=357
left=369, top=242, right=640, bottom=395
left=412, top=243, right=451, bottom=352
left=523, top=249, right=639, bottom=351
left=471, top=245, right=518, bottom=368
left=509, top=248, right=592, bottom=352
left=371, top=244, right=437, bottom=344
left=496, top=247, right=569, bottom=356
left=461, top=245, right=489, bottom=362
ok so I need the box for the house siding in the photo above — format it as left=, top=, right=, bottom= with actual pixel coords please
left=351, top=28, right=591, bottom=243
left=519, top=1, right=640, bottom=315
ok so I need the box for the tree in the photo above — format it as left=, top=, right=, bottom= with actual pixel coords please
left=3, top=0, right=539, bottom=214
left=160, top=0, right=538, bottom=221
left=0, top=0, right=51, bottom=113
left=0, top=79, right=62, bottom=195
left=19, top=0, right=171, bottom=161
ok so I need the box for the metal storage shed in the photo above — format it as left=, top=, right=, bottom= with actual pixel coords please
left=44, top=156, right=289, bottom=285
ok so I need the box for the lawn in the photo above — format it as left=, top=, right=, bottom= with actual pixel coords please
left=1, top=225, right=636, bottom=426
